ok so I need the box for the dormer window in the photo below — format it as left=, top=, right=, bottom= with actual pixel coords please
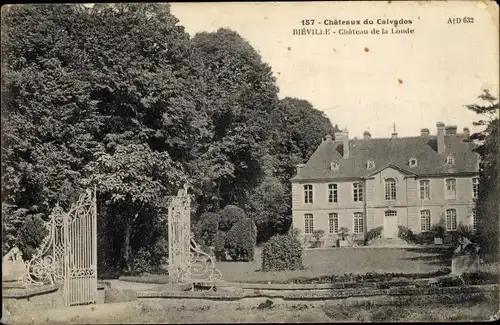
left=409, top=158, right=418, bottom=168
left=446, top=155, right=455, bottom=165
left=366, top=160, right=375, bottom=170
left=330, top=161, right=339, bottom=171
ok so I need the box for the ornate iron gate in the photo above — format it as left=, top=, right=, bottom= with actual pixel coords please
left=167, top=184, right=221, bottom=287
left=22, top=188, right=98, bottom=306
left=63, top=188, right=98, bottom=306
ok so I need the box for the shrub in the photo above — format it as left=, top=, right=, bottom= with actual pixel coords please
left=450, top=222, right=478, bottom=245
left=132, top=248, right=154, bottom=275
left=364, top=226, right=383, bottom=245
left=193, top=212, right=220, bottom=247
left=310, top=229, right=325, bottom=248
left=413, top=231, right=436, bottom=245
left=397, top=226, right=416, bottom=243
left=225, top=217, right=257, bottom=261
left=291, top=228, right=301, bottom=238
left=219, top=205, right=246, bottom=231
left=131, top=237, right=168, bottom=275
left=431, top=217, right=446, bottom=238
left=262, top=234, right=303, bottom=271
left=337, top=227, right=350, bottom=241
left=312, top=229, right=325, bottom=241
left=17, top=214, right=48, bottom=260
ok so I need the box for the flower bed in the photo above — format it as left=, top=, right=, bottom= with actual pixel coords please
left=289, top=269, right=451, bottom=284
left=120, top=268, right=499, bottom=288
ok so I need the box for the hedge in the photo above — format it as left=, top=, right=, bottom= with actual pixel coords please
left=219, top=205, right=246, bottom=231
left=225, top=217, right=257, bottom=261
left=193, top=212, right=220, bottom=247
left=262, top=234, right=303, bottom=271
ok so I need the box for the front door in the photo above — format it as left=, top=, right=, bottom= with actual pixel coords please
left=383, top=211, right=398, bottom=238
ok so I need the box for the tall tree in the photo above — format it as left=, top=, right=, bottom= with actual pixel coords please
left=247, top=98, right=337, bottom=242
left=466, top=89, right=499, bottom=262
left=2, top=4, right=102, bottom=254
left=269, top=97, right=338, bottom=186
left=190, top=28, right=280, bottom=211
left=1, top=4, right=206, bottom=270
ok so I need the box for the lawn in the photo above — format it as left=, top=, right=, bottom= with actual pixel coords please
left=118, top=246, right=453, bottom=284
left=215, top=246, right=452, bottom=283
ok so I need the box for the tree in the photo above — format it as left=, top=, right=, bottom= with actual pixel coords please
left=193, top=212, right=220, bottom=248
left=84, top=143, right=186, bottom=271
left=1, top=4, right=201, bottom=272
left=248, top=97, right=337, bottom=241
left=218, top=204, right=246, bottom=232
left=466, top=89, right=499, bottom=262
left=268, top=97, right=338, bottom=185
left=2, top=4, right=103, bottom=256
left=246, top=172, right=290, bottom=243
left=226, top=217, right=257, bottom=261
left=190, top=28, right=279, bottom=211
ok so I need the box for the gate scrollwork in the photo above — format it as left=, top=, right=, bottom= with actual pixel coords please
left=168, top=184, right=222, bottom=288
left=22, top=206, right=65, bottom=287
left=20, top=188, right=98, bottom=306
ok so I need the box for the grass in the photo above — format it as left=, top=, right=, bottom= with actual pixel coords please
left=10, top=294, right=498, bottom=324
left=119, top=246, right=455, bottom=284
left=218, top=246, right=453, bottom=282
left=323, top=300, right=497, bottom=322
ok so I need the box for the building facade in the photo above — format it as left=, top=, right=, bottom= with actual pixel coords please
left=291, top=122, right=480, bottom=246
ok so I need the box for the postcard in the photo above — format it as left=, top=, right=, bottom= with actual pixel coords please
left=2, top=1, right=499, bottom=324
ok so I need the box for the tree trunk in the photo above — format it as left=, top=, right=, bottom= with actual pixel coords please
left=214, top=178, right=222, bottom=211
left=123, top=218, right=132, bottom=273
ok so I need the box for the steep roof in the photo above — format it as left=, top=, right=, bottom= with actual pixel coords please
left=291, top=134, right=480, bottom=182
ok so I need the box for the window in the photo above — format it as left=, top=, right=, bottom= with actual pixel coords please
left=445, top=179, right=456, bottom=200
left=330, top=161, right=339, bottom=171
left=385, top=210, right=397, bottom=217
left=304, top=214, right=314, bottom=234
left=385, top=178, right=397, bottom=201
left=446, top=155, right=455, bottom=165
left=353, top=213, right=364, bottom=233
left=420, top=210, right=431, bottom=231
left=472, top=178, right=479, bottom=199
left=366, top=160, right=375, bottom=169
left=304, top=184, right=313, bottom=203
left=446, top=209, right=457, bottom=231
left=329, top=213, right=338, bottom=234
left=472, top=209, right=478, bottom=231
left=353, top=183, right=363, bottom=202
left=419, top=180, right=430, bottom=200
left=328, top=184, right=338, bottom=203
left=409, top=158, right=418, bottom=168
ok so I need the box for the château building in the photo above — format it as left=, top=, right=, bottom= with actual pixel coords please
left=290, top=122, right=480, bottom=246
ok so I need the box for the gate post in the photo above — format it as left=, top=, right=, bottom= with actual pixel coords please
left=167, top=184, right=222, bottom=288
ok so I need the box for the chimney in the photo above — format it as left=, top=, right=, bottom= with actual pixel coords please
left=463, top=127, right=470, bottom=137
left=391, top=122, right=397, bottom=139
left=325, top=134, right=333, bottom=143
left=420, top=128, right=430, bottom=136
left=363, top=131, right=371, bottom=139
left=445, top=125, right=457, bottom=135
left=295, top=164, right=305, bottom=176
left=437, top=122, right=445, bottom=154
left=334, top=128, right=349, bottom=159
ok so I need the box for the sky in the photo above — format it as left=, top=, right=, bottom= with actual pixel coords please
left=170, top=1, right=499, bottom=138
